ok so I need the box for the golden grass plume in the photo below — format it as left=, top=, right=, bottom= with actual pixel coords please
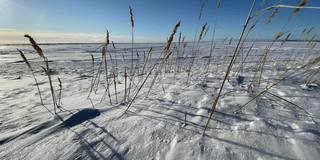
left=24, top=34, right=44, bottom=58
left=129, top=5, right=134, bottom=28
left=291, top=0, right=309, bottom=17
left=164, top=20, right=181, bottom=54
left=17, top=49, right=32, bottom=69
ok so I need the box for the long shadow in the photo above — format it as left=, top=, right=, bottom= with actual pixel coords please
left=67, top=122, right=126, bottom=160
left=67, top=127, right=109, bottom=160
left=130, top=104, right=232, bottom=126
left=146, top=97, right=253, bottom=122
left=58, top=108, right=126, bottom=160
left=203, top=134, right=297, bottom=160
left=130, top=101, right=254, bottom=127
left=265, top=93, right=320, bottom=121
left=125, top=107, right=319, bottom=143
left=0, top=120, right=58, bottom=145
left=88, top=121, right=120, bottom=143
left=126, top=102, right=314, bottom=159
left=2, top=107, right=126, bottom=159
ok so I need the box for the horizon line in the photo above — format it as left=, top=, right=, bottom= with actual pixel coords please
left=0, top=39, right=317, bottom=46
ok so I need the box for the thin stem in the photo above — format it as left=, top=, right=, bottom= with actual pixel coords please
left=203, top=0, right=256, bottom=135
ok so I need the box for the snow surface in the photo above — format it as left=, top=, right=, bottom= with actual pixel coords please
left=0, top=42, right=319, bottom=160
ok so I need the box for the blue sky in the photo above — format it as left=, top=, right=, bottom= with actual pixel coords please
left=0, top=0, right=319, bottom=43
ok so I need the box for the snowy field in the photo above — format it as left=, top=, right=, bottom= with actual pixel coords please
left=0, top=41, right=319, bottom=160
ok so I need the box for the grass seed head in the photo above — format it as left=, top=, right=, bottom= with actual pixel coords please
left=106, top=30, right=110, bottom=46
left=302, top=27, right=308, bottom=34
left=266, top=8, right=278, bottom=24
left=112, top=41, right=116, bottom=49
left=164, top=20, right=181, bottom=54
left=129, top=5, right=134, bottom=28
left=285, top=33, right=291, bottom=41
left=198, top=22, right=208, bottom=42
left=24, top=34, right=44, bottom=58
left=91, top=54, right=94, bottom=65
left=17, top=49, right=32, bottom=70
left=216, top=0, right=221, bottom=8
left=58, top=77, right=62, bottom=87
left=275, top=32, right=285, bottom=41
left=306, top=27, right=313, bottom=34
left=309, top=56, right=320, bottom=65
left=310, top=42, right=317, bottom=50
left=249, top=21, right=257, bottom=32
left=291, top=0, right=309, bottom=17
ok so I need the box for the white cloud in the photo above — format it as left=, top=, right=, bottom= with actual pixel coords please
left=0, top=31, right=162, bottom=44
left=0, top=28, right=16, bottom=31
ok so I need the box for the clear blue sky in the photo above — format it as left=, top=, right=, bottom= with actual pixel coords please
left=0, top=0, right=319, bottom=43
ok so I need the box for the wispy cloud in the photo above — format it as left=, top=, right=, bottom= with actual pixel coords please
left=0, top=31, right=162, bottom=44
left=0, top=28, right=16, bottom=31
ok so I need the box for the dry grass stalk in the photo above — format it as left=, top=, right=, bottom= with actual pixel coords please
left=106, top=30, right=110, bottom=45
left=275, top=31, right=284, bottom=41
left=205, top=27, right=216, bottom=74
left=198, top=23, right=208, bottom=42
left=24, top=34, right=57, bottom=114
left=308, top=34, right=316, bottom=45
left=306, top=27, right=313, bottom=35
left=179, top=41, right=187, bottom=72
left=89, top=54, right=95, bottom=93
left=112, top=41, right=116, bottom=49
left=92, top=31, right=112, bottom=103
left=124, top=67, right=128, bottom=102
left=187, top=22, right=209, bottom=83
left=280, top=32, right=291, bottom=47
left=101, top=46, right=112, bottom=104
left=141, top=48, right=153, bottom=76
left=302, top=27, right=308, bottom=34
left=236, top=20, right=257, bottom=65
left=128, top=5, right=135, bottom=101
left=18, top=49, right=44, bottom=105
left=91, top=54, right=95, bottom=65
left=310, top=42, right=317, bottom=50
left=125, top=63, right=157, bottom=112
left=127, top=21, right=181, bottom=111
left=256, top=31, right=285, bottom=86
left=258, top=1, right=320, bottom=18
left=18, top=49, right=55, bottom=115
left=174, top=33, right=182, bottom=74
left=57, top=77, right=62, bottom=107
left=42, top=59, right=57, bottom=114
left=136, top=51, right=140, bottom=75
left=89, top=51, right=104, bottom=97
left=103, top=32, right=112, bottom=104
left=203, top=0, right=257, bottom=135
left=45, top=59, right=57, bottom=114
left=113, top=71, right=118, bottom=103
left=236, top=41, right=255, bottom=76
left=235, top=56, right=320, bottom=113
left=203, top=25, right=210, bottom=38
left=266, top=8, right=278, bottom=24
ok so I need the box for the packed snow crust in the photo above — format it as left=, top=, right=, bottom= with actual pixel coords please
left=0, top=42, right=319, bottom=160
